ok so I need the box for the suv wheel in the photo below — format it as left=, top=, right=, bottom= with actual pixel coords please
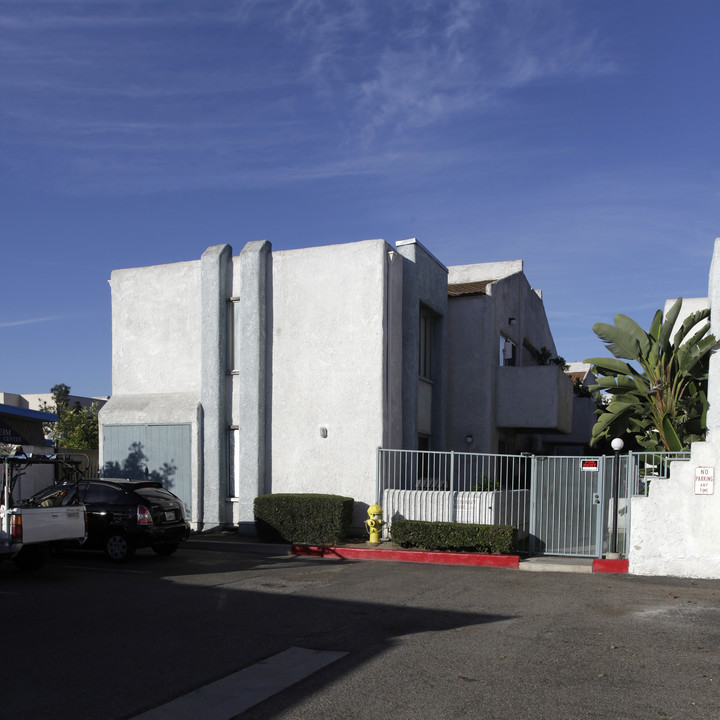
left=104, top=531, right=135, bottom=562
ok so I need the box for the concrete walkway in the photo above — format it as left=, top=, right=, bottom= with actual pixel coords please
left=520, top=555, right=594, bottom=573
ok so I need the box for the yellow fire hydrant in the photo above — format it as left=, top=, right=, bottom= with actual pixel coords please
left=365, top=503, right=385, bottom=544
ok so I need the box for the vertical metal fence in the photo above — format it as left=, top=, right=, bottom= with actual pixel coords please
left=377, top=448, right=692, bottom=557
left=377, top=449, right=533, bottom=551
left=612, top=450, right=690, bottom=557
left=625, top=451, right=690, bottom=496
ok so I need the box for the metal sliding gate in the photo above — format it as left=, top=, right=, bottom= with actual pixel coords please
left=377, top=449, right=689, bottom=558
left=530, top=455, right=606, bottom=558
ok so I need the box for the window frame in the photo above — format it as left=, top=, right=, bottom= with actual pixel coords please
left=419, top=308, right=434, bottom=381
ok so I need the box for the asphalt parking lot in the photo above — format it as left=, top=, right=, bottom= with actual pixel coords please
left=2, top=544, right=719, bottom=720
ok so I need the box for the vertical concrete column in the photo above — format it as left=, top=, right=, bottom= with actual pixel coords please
left=397, top=245, right=419, bottom=449
left=236, top=240, right=271, bottom=526
left=432, top=300, right=448, bottom=451
left=396, top=238, right=449, bottom=451
left=706, top=238, right=720, bottom=437
left=384, top=249, right=404, bottom=450
left=201, top=244, right=232, bottom=529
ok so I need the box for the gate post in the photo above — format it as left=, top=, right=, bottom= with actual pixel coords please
left=529, top=455, right=538, bottom=555
left=450, top=451, right=456, bottom=522
left=376, top=447, right=382, bottom=506
left=596, top=456, right=606, bottom=558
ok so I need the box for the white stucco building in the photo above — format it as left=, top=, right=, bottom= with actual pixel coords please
left=100, top=238, right=572, bottom=531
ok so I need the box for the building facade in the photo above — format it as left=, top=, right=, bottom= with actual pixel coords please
left=100, top=238, right=572, bottom=531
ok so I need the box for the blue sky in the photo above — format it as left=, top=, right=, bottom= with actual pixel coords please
left=2, top=0, right=719, bottom=398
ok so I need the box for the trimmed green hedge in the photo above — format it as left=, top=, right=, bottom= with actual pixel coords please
left=390, top=519, right=517, bottom=554
left=253, top=493, right=354, bottom=545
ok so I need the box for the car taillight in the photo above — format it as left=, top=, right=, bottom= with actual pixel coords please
left=11, top=514, right=22, bottom=541
left=137, top=505, right=153, bottom=525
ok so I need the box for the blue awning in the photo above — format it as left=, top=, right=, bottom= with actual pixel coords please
left=0, top=403, right=58, bottom=422
left=0, top=403, right=57, bottom=445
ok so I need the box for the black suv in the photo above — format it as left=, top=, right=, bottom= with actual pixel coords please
left=26, top=478, right=190, bottom=562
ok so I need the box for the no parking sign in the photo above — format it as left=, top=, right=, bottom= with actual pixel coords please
left=695, top=467, right=715, bottom=495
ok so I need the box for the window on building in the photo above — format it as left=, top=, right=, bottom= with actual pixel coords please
left=227, top=427, right=239, bottom=497
left=499, top=335, right=517, bottom=366
left=419, top=309, right=433, bottom=380
left=227, top=300, right=241, bottom=372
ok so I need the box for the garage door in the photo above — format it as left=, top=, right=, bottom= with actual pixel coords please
left=102, top=424, right=192, bottom=515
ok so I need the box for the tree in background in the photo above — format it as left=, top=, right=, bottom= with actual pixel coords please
left=585, top=298, right=715, bottom=452
left=40, top=384, right=99, bottom=451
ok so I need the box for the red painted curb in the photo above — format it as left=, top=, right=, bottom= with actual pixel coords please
left=291, top=545, right=520, bottom=569
left=593, top=558, right=629, bottom=574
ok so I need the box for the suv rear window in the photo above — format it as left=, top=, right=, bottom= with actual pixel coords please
left=83, top=484, right=127, bottom=504
left=135, top=488, right=177, bottom=502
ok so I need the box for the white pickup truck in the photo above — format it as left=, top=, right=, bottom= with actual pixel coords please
left=1, top=455, right=87, bottom=570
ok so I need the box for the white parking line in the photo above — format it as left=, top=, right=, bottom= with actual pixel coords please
left=130, top=647, right=348, bottom=720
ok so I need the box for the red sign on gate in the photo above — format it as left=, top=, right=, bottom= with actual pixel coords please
left=580, top=459, right=599, bottom=472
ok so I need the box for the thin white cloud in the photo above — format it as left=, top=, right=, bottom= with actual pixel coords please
left=353, top=0, right=617, bottom=139
left=0, top=316, right=68, bottom=328
left=0, top=0, right=621, bottom=194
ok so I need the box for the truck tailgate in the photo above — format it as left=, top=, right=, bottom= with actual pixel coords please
left=16, top=507, right=86, bottom=544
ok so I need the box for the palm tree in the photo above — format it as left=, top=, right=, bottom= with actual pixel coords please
left=585, top=298, right=715, bottom=452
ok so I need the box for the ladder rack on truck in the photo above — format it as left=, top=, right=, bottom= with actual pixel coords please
left=0, top=454, right=87, bottom=570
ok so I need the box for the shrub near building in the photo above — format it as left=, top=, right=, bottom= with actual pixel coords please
left=254, top=493, right=354, bottom=545
left=390, top=520, right=518, bottom=554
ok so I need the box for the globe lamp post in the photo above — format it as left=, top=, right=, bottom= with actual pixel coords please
left=609, top=437, right=625, bottom=556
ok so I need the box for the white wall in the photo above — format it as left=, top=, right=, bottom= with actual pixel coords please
left=630, top=443, right=720, bottom=578
left=449, top=260, right=523, bottom=284
left=110, top=260, right=202, bottom=395
left=629, top=238, right=720, bottom=578
left=269, top=239, right=390, bottom=518
left=663, top=296, right=708, bottom=333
